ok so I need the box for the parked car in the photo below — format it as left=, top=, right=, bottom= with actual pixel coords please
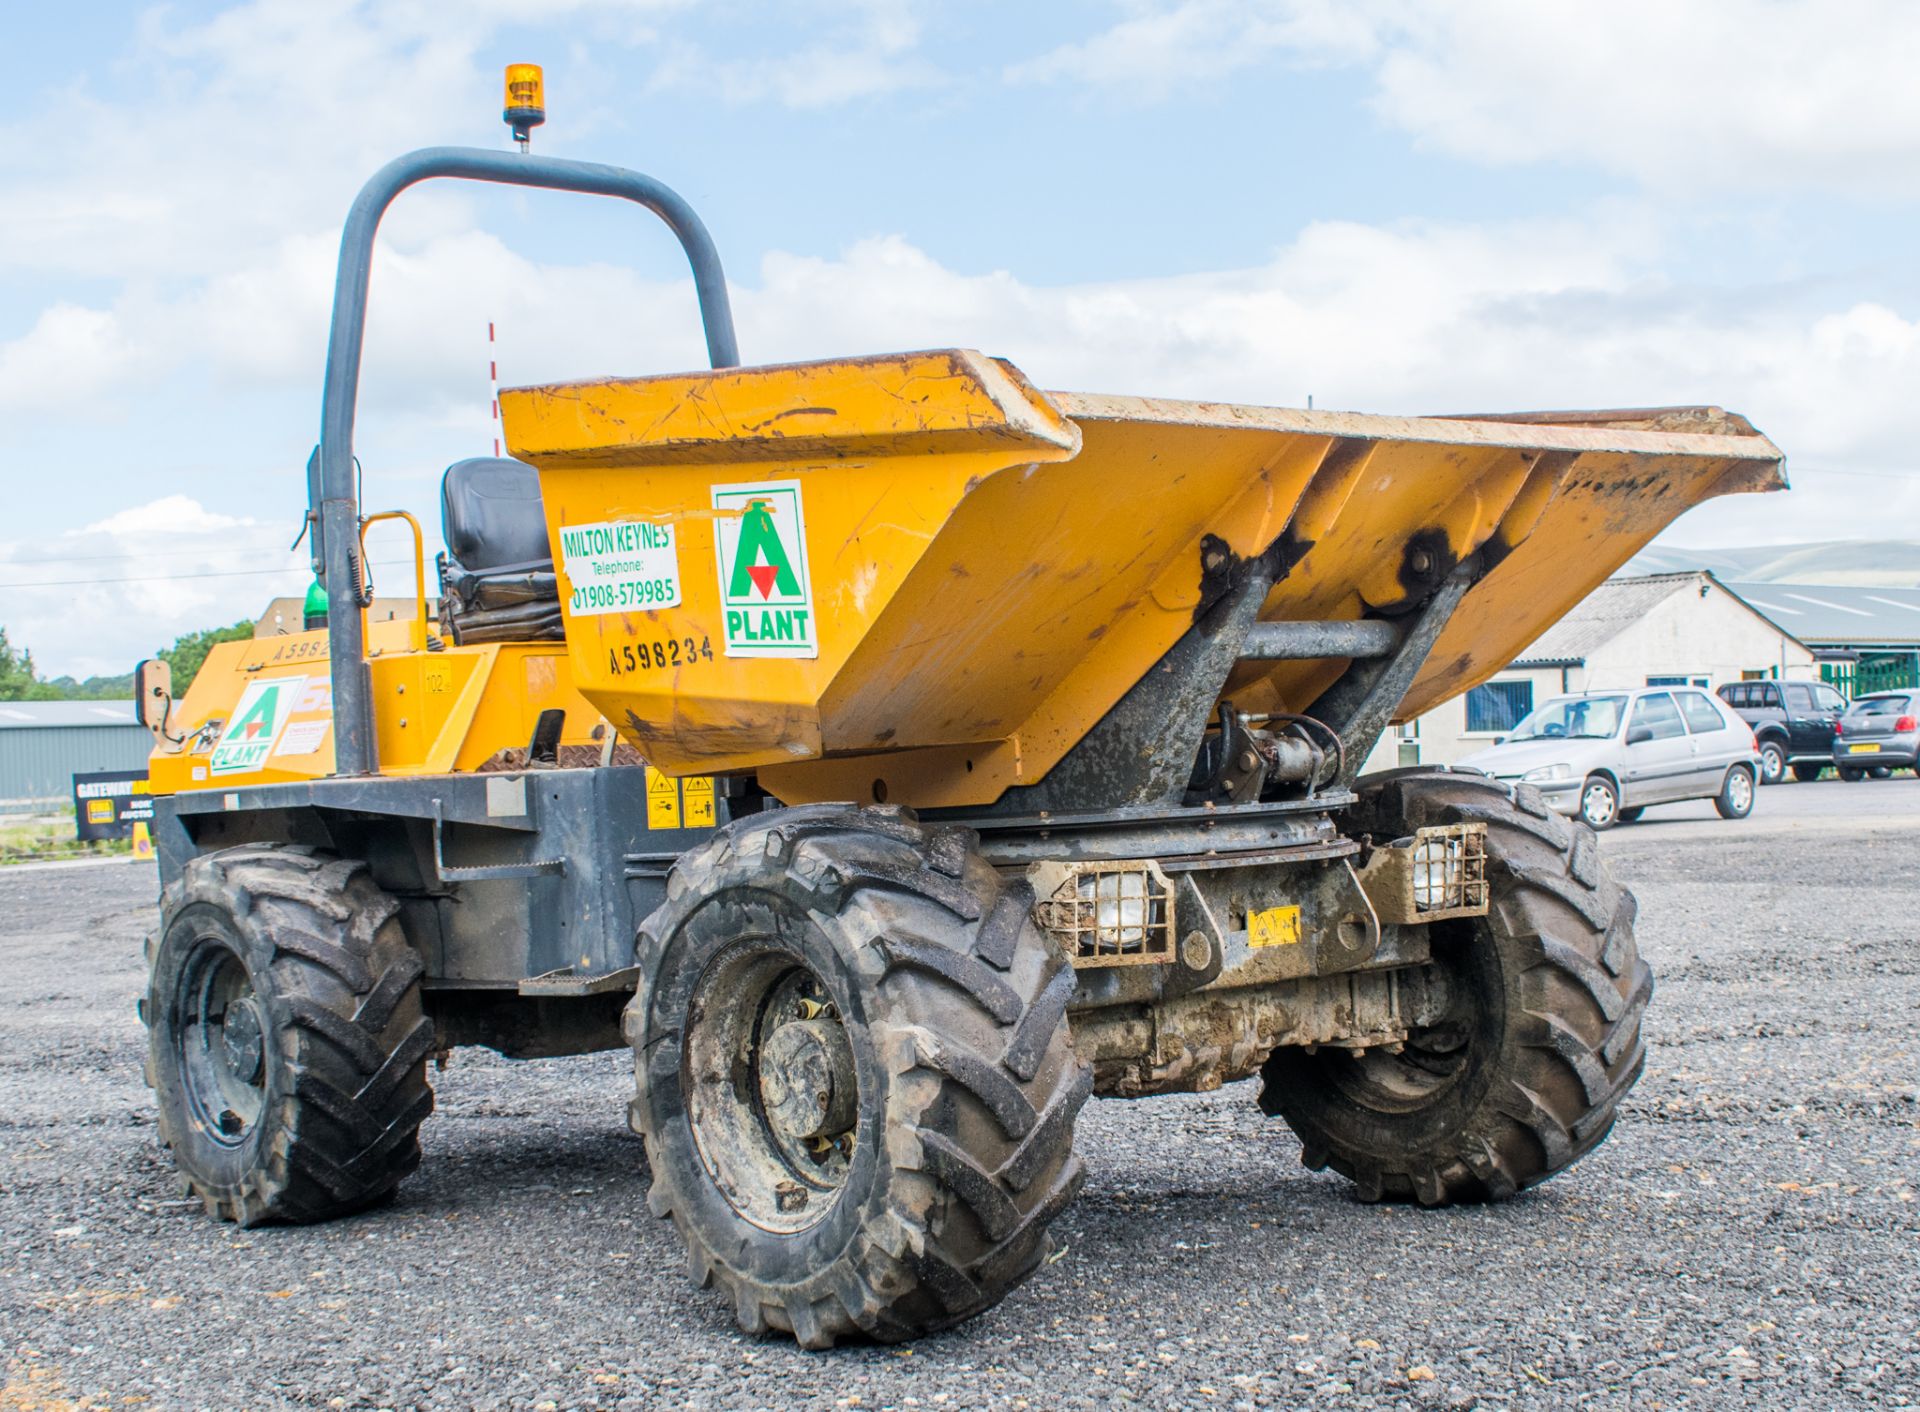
left=1831, top=690, right=1920, bottom=779
left=1716, top=679, right=1847, bottom=783
left=1459, top=687, right=1760, bottom=830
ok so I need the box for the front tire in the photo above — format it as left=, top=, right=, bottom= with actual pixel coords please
left=628, top=805, right=1088, bottom=1348
left=1758, top=739, right=1787, bottom=784
left=1839, top=766, right=1865, bottom=782
left=1714, top=764, right=1756, bottom=819
left=144, top=846, right=435, bottom=1225
left=1578, top=774, right=1620, bottom=830
left=1790, top=761, right=1825, bottom=782
left=1260, top=769, right=1651, bottom=1205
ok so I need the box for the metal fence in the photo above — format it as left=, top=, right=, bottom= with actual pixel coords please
left=1821, top=653, right=1920, bottom=699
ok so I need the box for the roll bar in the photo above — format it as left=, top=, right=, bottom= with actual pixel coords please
left=311, top=147, right=740, bottom=776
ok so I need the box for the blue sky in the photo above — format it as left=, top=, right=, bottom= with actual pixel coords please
left=4, top=0, right=1919, bottom=676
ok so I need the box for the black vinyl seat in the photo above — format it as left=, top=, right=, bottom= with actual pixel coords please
left=438, top=457, right=565, bottom=644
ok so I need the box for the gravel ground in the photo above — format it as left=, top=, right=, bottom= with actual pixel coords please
left=3, top=779, right=1916, bottom=1411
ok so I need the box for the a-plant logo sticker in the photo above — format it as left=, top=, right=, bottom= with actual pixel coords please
left=209, top=676, right=304, bottom=775
left=712, top=479, right=817, bottom=658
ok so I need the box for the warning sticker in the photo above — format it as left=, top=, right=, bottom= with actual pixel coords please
left=682, top=776, right=716, bottom=829
left=712, top=479, right=816, bottom=658
left=1248, top=904, right=1303, bottom=948
left=275, top=719, right=332, bottom=758
left=559, top=519, right=682, bottom=617
left=210, top=677, right=304, bottom=775
left=645, top=766, right=681, bottom=829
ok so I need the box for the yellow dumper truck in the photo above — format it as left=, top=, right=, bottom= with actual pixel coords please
left=135, top=85, right=1786, bottom=1347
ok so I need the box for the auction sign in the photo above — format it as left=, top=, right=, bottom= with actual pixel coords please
left=72, top=771, right=154, bottom=842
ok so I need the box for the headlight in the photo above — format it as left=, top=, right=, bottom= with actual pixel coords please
left=1522, top=763, right=1572, bottom=783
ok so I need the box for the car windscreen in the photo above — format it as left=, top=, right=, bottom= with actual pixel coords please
left=1845, top=694, right=1915, bottom=718
left=1507, top=695, right=1626, bottom=741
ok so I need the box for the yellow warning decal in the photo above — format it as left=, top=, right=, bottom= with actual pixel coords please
left=1248, top=904, right=1302, bottom=948
left=682, top=776, right=716, bottom=828
left=645, top=766, right=681, bottom=829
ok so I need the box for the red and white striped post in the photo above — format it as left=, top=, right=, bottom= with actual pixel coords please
left=488, top=320, right=501, bottom=457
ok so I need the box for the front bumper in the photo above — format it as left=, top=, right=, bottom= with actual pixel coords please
left=1492, top=775, right=1583, bottom=815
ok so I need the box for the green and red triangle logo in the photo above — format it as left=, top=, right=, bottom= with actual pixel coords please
left=727, top=498, right=801, bottom=601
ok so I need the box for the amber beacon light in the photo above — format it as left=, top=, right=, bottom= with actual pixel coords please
left=503, top=63, right=546, bottom=150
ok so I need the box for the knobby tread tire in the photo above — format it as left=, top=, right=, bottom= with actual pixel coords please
left=1258, top=766, right=1651, bottom=1205
left=144, top=844, right=434, bottom=1226
left=628, top=803, right=1088, bottom=1348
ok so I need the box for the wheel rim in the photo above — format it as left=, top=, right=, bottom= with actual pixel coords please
left=174, top=939, right=267, bottom=1148
left=683, top=944, right=858, bottom=1235
left=1762, top=745, right=1783, bottom=779
left=1727, top=769, right=1753, bottom=813
left=1582, top=780, right=1616, bottom=827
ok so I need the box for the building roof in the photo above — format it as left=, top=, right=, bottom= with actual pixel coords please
left=1512, top=571, right=1806, bottom=668
left=1723, top=581, right=1920, bottom=650
left=0, top=701, right=139, bottom=729
left=1513, top=573, right=1698, bottom=667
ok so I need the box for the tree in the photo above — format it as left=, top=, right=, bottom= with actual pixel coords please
left=159, top=620, right=256, bottom=695
left=0, top=627, right=51, bottom=701
left=1, top=619, right=257, bottom=700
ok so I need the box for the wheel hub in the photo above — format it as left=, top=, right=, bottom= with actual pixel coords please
left=759, top=1016, right=856, bottom=1145
left=220, top=997, right=266, bottom=1085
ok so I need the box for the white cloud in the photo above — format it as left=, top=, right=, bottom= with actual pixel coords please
left=8, top=209, right=1920, bottom=674
left=1006, top=0, right=1377, bottom=95
left=1011, top=0, right=1920, bottom=196
left=0, top=0, right=852, bottom=286
left=0, top=304, right=143, bottom=413
left=649, top=0, right=941, bottom=108
left=0, top=497, right=309, bottom=680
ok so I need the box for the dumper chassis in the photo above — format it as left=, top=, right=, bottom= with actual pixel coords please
left=137, top=128, right=1782, bottom=1346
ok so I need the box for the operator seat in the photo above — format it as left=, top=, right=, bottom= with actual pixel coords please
left=437, top=457, right=565, bottom=644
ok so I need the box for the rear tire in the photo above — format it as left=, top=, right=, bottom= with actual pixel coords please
left=1714, top=764, right=1755, bottom=819
left=144, top=845, right=434, bottom=1226
left=628, top=804, right=1088, bottom=1347
left=1260, top=769, right=1650, bottom=1205
left=1615, top=806, right=1645, bottom=824
left=1839, top=766, right=1866, bottom=782
left=1758, top=739, right=1787, bottom=785
left=1790, top=762, right=1825, bottom=783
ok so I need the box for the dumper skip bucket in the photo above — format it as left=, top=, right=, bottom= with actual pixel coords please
left=499, top=349, right=1784, bottom=807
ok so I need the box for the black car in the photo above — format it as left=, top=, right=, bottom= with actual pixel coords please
left=1716, top=679, right=1847, bottom=783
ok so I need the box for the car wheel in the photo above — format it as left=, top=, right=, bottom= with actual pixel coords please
left=1790, top=762, right=1825, bottom=783
left=1579, top=775, right=1619, bottom=831
left=1615, top=806, right=1645, bottom=824
left=1870, top=766, right=1892, bottom=780
left=1713, top=764, right=1756, bottom=820
left=1757, top=739, right=1787, bottom=784
left=1839, top=767, right=1866, bottom=782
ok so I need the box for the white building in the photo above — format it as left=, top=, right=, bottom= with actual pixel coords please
left=1381, top=572, right=1816, bottom=769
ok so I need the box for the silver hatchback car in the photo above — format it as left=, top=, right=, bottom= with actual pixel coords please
left=1831, top=690, right=1920, bottom=779
left=1459, top=687, right=1761, bottom=830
